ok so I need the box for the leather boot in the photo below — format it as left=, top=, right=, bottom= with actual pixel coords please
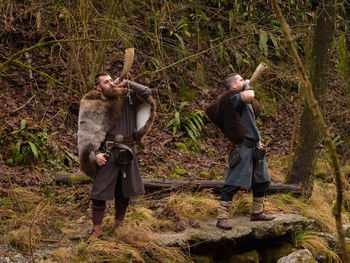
left=250, top=212, right=276, bottom=221
left=250, top=196, right=275, bottom=221
left=216, top=219, right=232, bottom=230
left=90, top=203, right=106, bottom=239
left=216, top=201, right=232, bottom=230
left=91, top=224, right=103, bottom=238
left=115, top=198, right=129, bottom=228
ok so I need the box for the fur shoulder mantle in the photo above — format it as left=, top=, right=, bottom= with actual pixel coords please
left=205, top=90, right=260, bottom=143
left=78, top=88, right=126, bottom=178
left=77, top=86, right=156, bottom=178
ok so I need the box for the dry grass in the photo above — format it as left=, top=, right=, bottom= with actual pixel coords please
left=7, top=225, right=40, bottom=252
left=51, top=247, right=73, bottom=263
left=3, top=172, right=350, bottom=262
left=79, top=240, right=144, bottom=262
left=266, top=181, right=347, bottom=233
left=231, top=193, right=251, bottom=216
left=166, top=192, right=218, bottom=220
left=11, top=187, right=43, bottom=203
left=293, top=231, right=342, bottom=263
left=74, top=220, right=190, bottom=263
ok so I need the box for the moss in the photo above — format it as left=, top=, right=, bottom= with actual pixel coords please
left=69, top=174, right=92, bottom=184
left=200, top=171, right=211, bottom=179
left=177, top=142, right=189, bottom=153
left=185, top=140, right=202, bottom=153
left=173, top=166, right=186, bottom=176
left=169, top=173, right=179, bottom=180
left=207, top=150, right=215, bottom=157
left=175, top=77, right=197, bottom=103
left=210, top=166, right=222, bottom=177
left=152, top=172, right=167, bottom=180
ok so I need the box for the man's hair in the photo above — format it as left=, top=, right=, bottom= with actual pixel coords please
left=224, top=73, right=239, bottom=90
left=94, top=72, right=110, bottom=86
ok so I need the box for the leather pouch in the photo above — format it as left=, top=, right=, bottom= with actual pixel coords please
left=253, top=146, right=266, bottom=162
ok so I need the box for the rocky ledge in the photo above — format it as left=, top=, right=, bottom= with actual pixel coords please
left=156, top=214, right=316, bottom=249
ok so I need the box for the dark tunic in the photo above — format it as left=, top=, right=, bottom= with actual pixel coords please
left=91, top=94, right=145, bottom=200
left=224, top=93, right=271, bottom=187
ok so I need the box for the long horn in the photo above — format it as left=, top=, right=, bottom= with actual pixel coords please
left=119, top=48, right=135, bottom=80
left=250, top=62, right=268, bottom=85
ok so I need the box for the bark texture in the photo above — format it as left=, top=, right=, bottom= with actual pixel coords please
left=286, top=0, right=336, bottom=198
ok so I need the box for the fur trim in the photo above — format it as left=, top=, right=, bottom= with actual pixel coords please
left=206, top=90, right=260, bottom=144
left=134, top=95, right=157, bottom=145
left=78, top=88, right=127, bottom=178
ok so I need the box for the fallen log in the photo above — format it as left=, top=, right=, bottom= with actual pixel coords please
left=54, top=172, right=301, bottom=196
left=142, top=179, right=301, bottom=196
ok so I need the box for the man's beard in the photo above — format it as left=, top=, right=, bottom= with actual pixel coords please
left=101, top=87, right=120, bottom=98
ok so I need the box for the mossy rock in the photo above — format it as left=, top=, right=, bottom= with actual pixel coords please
left=69, top=174, right=92, bottom=184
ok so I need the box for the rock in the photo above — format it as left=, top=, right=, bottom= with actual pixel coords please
left=277, top=249, right=317, bottom=263
left=156, top=214, right=316, bottom=249
left=316, top=232, right=339, bottom=249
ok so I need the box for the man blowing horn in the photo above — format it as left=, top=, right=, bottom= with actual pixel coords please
left=78, top=72, right=156, bottom=238
left=206, top=73, right=275, bottom=230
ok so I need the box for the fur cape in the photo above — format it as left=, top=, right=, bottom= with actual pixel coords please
left=205, top=89, right=261, bottom=144
left=78, top=87, right=156, bottom=178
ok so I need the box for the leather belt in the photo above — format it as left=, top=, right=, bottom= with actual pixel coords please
left=105, top=134, right=134, bottom=144
left=240, top=139, right=258, bottom=148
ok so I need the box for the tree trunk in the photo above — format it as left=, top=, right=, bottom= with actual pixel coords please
left=271, top=1, right=349, bottom=262
left=286, top=1, right=336, bottom=198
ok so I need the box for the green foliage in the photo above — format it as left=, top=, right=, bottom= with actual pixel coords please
left=169, top=17, right=190, bottom=56
left=259, top=29, right=268, bottom=58
left=176, top=77, right=197, bottom=103
left=166, top=102, right=207, bottom=142
left=335, top=32, right=350, bottom=81
left=0, top=120, right=62, bottom=167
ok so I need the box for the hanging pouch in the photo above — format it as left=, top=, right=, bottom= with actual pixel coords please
left=253, top=146, right=266, bottom=162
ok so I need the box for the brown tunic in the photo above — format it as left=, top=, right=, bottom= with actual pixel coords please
left=91, top=94, right=145, bottom=200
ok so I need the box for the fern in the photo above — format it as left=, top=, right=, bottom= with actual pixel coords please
left=166, top=103, right=207, bottom=142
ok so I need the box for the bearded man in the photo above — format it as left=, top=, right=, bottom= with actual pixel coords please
left=78, top=72, right=156, bottom=238
left=206, top=73, right=275, bottom=230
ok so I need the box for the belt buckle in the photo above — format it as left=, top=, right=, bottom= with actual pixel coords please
left=115, top=134, right=124, bottom=143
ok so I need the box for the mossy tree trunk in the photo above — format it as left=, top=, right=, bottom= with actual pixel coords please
left=285, top=0, right=336, bottom=198
left=271, top=1, right=349, bottom=262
